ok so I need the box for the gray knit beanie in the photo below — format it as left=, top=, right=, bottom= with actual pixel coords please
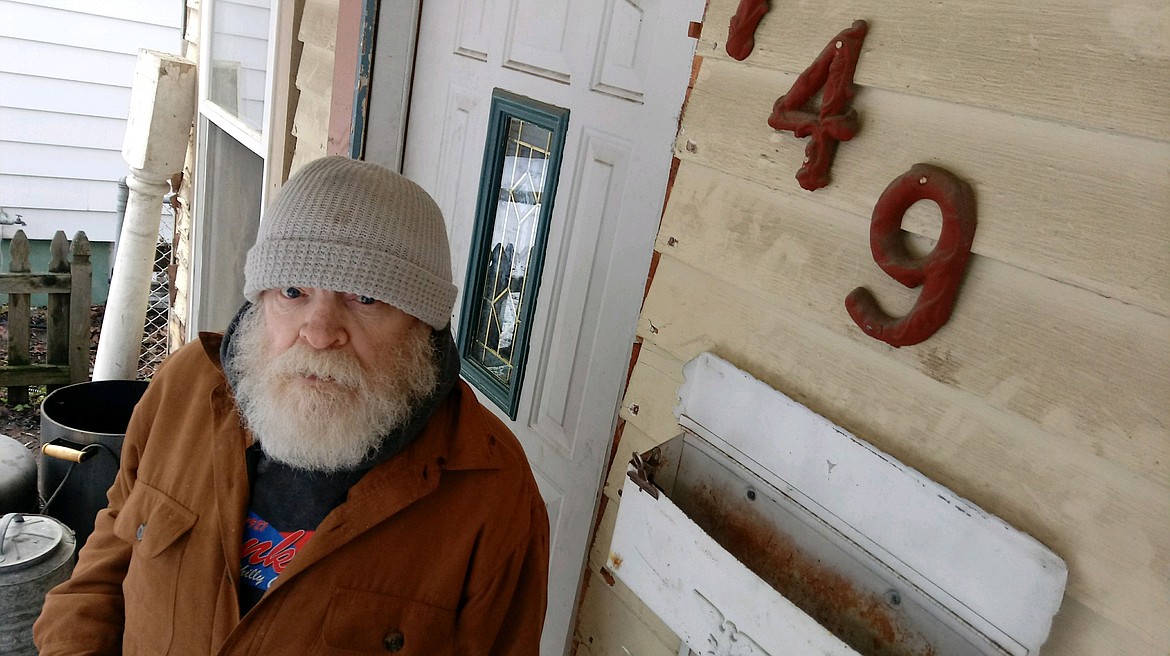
left=243, top=156, right=457, bottom=329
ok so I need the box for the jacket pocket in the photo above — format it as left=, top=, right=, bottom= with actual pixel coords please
left=112, top=480, right=197, bottom=653
left=321, top=588, right=456, bottom=655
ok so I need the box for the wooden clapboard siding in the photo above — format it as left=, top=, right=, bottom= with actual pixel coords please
left=677, top=57, right=1170, bottom=316
left=29, top=0, right=182, bottom=27
left=606, top=0, right=1169, bottom=642
left=0, top=143, right=126, bottom=182
left=0, top=1, right=180, bottom=55
left=699, top=0, right=1170, bottom=141
left=2, top=209, right=118, bottom=243
left=574, top=567, right=682, bottom=656
left=0, top=73, right=131, bottom=119
left=0, top=0, right=182, bottom=242
left=0, top=108, right=125, bottom=151
left=624, top=255, right=1169, bottom=650
left=0, top=176, right=119, bottom=214
left=659, top=162, right=1169, bottom=487
left=0, top=40, right=139, bottom=87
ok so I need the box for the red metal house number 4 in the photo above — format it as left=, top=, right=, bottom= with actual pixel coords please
left=768, top=20, right=868, bottom=191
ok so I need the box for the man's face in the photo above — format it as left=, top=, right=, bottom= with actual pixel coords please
left=228, top=287, right=439, bottom=471
left=260, top=287, right=422, bottom=373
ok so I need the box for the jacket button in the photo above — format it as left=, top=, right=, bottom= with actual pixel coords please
left=136, top=522, right=147, bottom=540
left=383, top=631, right=405, bottom=652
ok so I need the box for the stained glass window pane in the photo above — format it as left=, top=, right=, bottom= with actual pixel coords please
left=458, top=90, right=569, bottom=419
left=469, top=118, right=552, bottom=387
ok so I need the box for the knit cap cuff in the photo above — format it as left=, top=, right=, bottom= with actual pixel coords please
left=244, top=239, right=457, bottom=330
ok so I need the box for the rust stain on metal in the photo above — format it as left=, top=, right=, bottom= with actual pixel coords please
left=600, top=566, right=617, bottom=586
left=685, top=482, right=936, bottom=656
left=608, top=553, right=623, bottom=571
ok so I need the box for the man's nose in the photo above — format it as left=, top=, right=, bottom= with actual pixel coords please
left=299, top=295, right=348, bottom=349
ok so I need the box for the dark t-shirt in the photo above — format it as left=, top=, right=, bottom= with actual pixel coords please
left=238, top=447, right=364, bottom=613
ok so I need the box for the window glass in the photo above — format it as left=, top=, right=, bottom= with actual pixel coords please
left=208, top=0, right=271, bottom=133
left=459, top=90, right=569, bottom=418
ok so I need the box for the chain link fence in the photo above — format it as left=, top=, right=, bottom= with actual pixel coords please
left=137, top=194, right=175, bottom=379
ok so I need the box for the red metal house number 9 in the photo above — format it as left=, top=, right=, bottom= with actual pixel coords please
left=845, top=163, right=977, bottom=348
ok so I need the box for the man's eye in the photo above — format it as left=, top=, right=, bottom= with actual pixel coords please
left=280, top=287, right=303, bottom=299
left=357, top=295, right=377, bottom=305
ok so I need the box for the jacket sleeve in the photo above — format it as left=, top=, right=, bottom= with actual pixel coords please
left=456, top=489, right=550, bottom=655
left=32, top=378, right=160, bottom=655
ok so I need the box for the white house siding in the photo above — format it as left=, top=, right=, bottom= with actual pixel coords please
left=579, top=0, right=1170, bottom=655
left=0, top=0, right=183, bottom=248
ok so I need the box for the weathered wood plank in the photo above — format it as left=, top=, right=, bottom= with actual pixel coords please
left=291, top=88, right=331, bottom=170
left=626, top=255, right=1169, bottom=649
left=676, top=58, right=1170, bottom=316
left=658, top=163, right=1169, bottom=487
left=0, top=273, right=73, bottom=294
left=46, top=231, right=70, bottom=392
left=698, top=0, right=1170, bottom=140
left=299, top=0, right=339, bottom=50
left=6, top=231, right=31, bottom=405
left=295, top=41, right=337, bottom=95
left=0, top=365, right=72, bottom=387
left=573, top=567, right=683, bottom=656
left=69, top=232, right=92, bottom=384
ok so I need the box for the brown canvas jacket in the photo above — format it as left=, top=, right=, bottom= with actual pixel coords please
left=33, top=333, right=549, bottom=655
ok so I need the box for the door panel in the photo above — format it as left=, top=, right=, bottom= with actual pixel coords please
left=402, top=1, right=702, bottom=652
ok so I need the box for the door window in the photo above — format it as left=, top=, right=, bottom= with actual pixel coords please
left=458, top=90, right=569, bottom=418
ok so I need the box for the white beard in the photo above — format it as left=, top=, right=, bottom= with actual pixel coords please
left=227, top=306, right=438, bottom=472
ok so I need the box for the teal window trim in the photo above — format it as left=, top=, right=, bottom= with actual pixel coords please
left=457, top=89, right=570, bottom=419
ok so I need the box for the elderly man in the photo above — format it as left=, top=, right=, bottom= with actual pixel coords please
left=34, top=157, right=550, bottom=654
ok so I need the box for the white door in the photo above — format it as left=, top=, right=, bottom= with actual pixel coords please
left=401, top=1, right=702, bottom=652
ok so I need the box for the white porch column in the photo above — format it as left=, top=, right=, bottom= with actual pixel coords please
left=93, top=50, right=196, bottom=381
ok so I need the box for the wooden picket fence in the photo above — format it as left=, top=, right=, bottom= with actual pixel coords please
left=0, top=230, right=92, bottom=405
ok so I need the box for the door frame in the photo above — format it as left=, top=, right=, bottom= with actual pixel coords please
left=357, top=0, right=422, bottom=171
left=187, top=0, right=297, bottom=337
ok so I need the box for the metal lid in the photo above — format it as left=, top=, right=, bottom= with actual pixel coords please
left=0, top=513, right=68, bottom=572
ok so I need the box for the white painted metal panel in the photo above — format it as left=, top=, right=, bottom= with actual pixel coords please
left=454, top=0, right=491, bottom=61
left=590, top=0, right=651, bottom=103
left=640, top=352, right=1068, bottom=654
left=532, top=130, right=632, bottom=452
left=611, top=474, right=859, bottom=656
left=502, top=0, right=574, bottom=83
